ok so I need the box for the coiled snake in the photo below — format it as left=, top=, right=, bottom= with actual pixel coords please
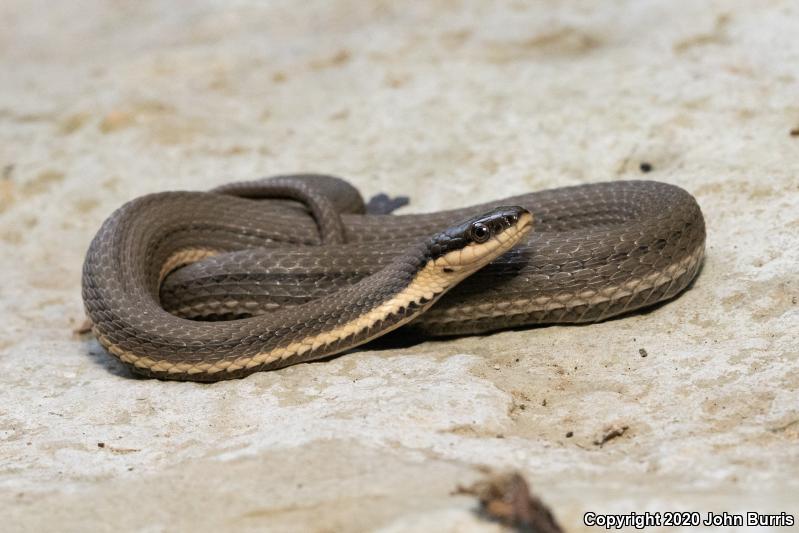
left=82, top=175, right=705, bottom=381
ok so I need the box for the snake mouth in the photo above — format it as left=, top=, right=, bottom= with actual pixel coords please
left=433, top=209, right=533, bottom=272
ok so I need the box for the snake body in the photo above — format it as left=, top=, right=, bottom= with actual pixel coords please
left=82, top=176, right=705, bottom=381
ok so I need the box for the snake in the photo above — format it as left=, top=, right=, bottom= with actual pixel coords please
left=82, top=175, right=705, bottom=382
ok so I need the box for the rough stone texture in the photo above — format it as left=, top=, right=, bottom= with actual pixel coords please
left=1, top=1, right=797, bottom=531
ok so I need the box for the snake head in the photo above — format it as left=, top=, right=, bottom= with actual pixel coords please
left=429, top=206, right=533, bottom=276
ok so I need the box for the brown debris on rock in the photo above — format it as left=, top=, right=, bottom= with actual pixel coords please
left=457, top=471, right=563, bottom=533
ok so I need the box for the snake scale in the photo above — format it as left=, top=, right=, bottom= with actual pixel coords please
left=82, top=175, right=705, bottom=381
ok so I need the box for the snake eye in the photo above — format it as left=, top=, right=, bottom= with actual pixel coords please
left=470, top=222, right=490, bottom=243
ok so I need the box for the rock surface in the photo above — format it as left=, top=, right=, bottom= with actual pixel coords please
left=1, top=1, right=797, bottom=531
